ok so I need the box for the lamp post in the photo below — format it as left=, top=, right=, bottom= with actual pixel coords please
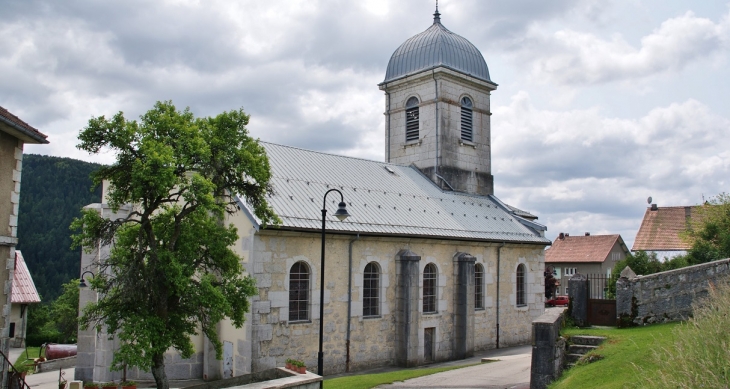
left=79, top=271, right=95, bottom=288
left=318, top=189, right=350, bottom=384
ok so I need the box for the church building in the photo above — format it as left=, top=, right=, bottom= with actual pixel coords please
left=76, top=7, right=550, bottom=382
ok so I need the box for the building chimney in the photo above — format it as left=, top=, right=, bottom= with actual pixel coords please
left=558, top=232, right=565, bottom=240
left=585, top=232, right=590, bottom=236
left=651, top=203, right=658, bottom=211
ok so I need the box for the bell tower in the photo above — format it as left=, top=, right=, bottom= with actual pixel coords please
left=379, top=6, right=497, bottom=196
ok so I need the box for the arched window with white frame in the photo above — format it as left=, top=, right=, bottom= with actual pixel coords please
left=475, top=263, right=484, bottom=310
left=516, top=264, right=526, bottom=307
left=423, top=263, right=437, bottom=313
left=289, top=261, right=310, bottom=322
left=363, top=262, right=380, bottom=317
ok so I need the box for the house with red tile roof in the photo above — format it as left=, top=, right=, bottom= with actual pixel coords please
left=10, top=251, right=41, bottom=347
left=632, top=204, right=700, bottom=260
left=0, top=106, right=48, bottom=358
left=545, top=233, right=630, bottom=296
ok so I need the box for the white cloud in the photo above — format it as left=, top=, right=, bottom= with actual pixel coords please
left=493, top=91, right=730, bottom=245
left=520, top=10, right=730, bottom=85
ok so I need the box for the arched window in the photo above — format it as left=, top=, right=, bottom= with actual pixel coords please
left=460, top=96, right=473, bottom=142
left=516, top=264, right=526, bottom=307
left=405, top=97, right=420, bottom=142
left=363, top=262, right=380, bottom=317
left=475, top=263, right=484, bottom=310
left=423, top=263, right=437, bottom=313
left=289, top=261, right=310, bottom=321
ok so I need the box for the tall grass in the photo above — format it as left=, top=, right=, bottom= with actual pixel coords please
left=643, top=281, right=730, bottom=388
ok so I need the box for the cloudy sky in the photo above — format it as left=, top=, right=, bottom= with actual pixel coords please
left=3, top=0, right=729, bottom=248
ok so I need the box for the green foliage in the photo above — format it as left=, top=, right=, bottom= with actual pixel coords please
left=16, top=155, right=102, bottom=300
left=72, top=101, right=278, bottom=389
left=641, top=281, right=730, bottom=388
left=684, top=193, right=730, bottom=265
left=26, top=279, right=80, bottom=345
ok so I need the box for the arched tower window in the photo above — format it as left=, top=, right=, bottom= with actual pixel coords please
left=289, top=261, right=310, bottom=321
left=405, top=97, right=420, bottom=142
left=460, top=96, right=473, bottom=142
left=516, top=264, right=526, bottom=307
left=475, top=263, right=484, bottom=310
left=423, top=263, right=437, bottom=313
left=363, top=262, right=380, bottom=317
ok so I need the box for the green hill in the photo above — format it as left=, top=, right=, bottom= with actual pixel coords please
left=16, top=154, right=102, bottom=301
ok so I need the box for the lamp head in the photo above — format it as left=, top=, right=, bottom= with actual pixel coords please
left=334, top=201, right=350, bottom=221
left=79, top=279, right=87, bottom=288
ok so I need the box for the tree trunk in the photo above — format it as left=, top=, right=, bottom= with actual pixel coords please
left=151, top=353, right=169, bottom=389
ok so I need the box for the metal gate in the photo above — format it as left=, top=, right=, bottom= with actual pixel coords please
left=587, top=274, right=618, bottom=326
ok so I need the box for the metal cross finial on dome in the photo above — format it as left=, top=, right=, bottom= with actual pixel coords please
left=433, top=0, right=441, bottom=24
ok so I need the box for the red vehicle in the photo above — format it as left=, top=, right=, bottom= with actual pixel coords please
left=546, top=295, right=569, bottom=307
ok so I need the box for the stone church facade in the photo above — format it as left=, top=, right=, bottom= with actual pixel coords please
left=76, top=7, right=550, bottom=382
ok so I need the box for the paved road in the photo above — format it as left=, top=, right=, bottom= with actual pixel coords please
left=9, top=343, right=532, bottom=389
left=374, top=345, right=531, bottom=389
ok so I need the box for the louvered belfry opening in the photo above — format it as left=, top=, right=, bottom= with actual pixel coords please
left=405, top=96, right=420, bottom=142
left=460, top=96, right=473, bottom=142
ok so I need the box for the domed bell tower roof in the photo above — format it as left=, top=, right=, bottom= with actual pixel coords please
left=381, top=6, right=493, bottom=84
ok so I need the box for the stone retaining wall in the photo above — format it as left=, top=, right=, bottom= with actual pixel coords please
left=37, top=356, right=76, bottom=372
left=616, top=258, right=730, bottom=326
left=529, top=308, right=566, bottom=389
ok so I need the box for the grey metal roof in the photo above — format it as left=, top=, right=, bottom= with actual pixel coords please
left=382, top=14, right=492, bottom=84
left=237, top=143, right=549, bottom=245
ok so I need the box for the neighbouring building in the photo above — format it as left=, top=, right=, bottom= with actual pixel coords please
left=0, top=106, right=48, bottom=379
left=9, top=251, right=41, bottom=347
left=632, top=203, right=700, bottom=260
left=545, top=233, right=630, bottom=297
left=77, top=7, right=551, bottom=382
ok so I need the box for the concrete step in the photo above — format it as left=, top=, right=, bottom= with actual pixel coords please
left=568, top=344, right=598, bottom=355
left=570, top=335, right=606, bottom=346
left=565, top=353, right=583, bottom=364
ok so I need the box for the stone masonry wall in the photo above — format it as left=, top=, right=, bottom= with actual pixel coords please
left=249, top=231, right=545, bottom=376
left=616, top=258, right=730, bottom=326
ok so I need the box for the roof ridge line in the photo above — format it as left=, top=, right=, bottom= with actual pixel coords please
left=261, top=141, right=406, bottom=166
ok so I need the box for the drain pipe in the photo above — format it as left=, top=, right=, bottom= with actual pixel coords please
left=385, top=88, right=391, bottom=163
left=345, top=233, right=360, bottom=372
left=432, top=70, right=439, bottom=176
left=496, top=242, right=505, bottom=349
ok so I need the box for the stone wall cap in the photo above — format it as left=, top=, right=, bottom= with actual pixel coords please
left=620, top=266, right=637, bottom=280
left=396, top=249, right=421, bottom=261
left=454, top=252, right=476, bottom=262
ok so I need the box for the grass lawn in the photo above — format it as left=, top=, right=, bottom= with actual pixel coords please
left=323, top=363, right=481, bottom=389
left=13, top=347, right=44, bottom=374
left=550, top=322, right=681, bottom=389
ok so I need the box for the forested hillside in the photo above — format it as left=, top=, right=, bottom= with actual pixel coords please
left=16, top=154, right=102, bottom=300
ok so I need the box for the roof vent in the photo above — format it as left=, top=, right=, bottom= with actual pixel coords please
left=565, top=233, right=570, bottom=237
left=559, top=232, right=565, bottom=240
left=585, top=232, right=590, bottom=236
left=651, top=203, right=658, bottom=211
left=384, top=166, right=396, bottom=175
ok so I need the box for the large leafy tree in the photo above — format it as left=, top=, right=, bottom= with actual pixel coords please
left=72, top=101, right=278, bottom=389
left=684, top=193, right=730, bottom=265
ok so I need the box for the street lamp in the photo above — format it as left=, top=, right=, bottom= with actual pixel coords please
left=79, top=271, right=95, bottom=288
left=318, top=189, right=350, bottom=383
